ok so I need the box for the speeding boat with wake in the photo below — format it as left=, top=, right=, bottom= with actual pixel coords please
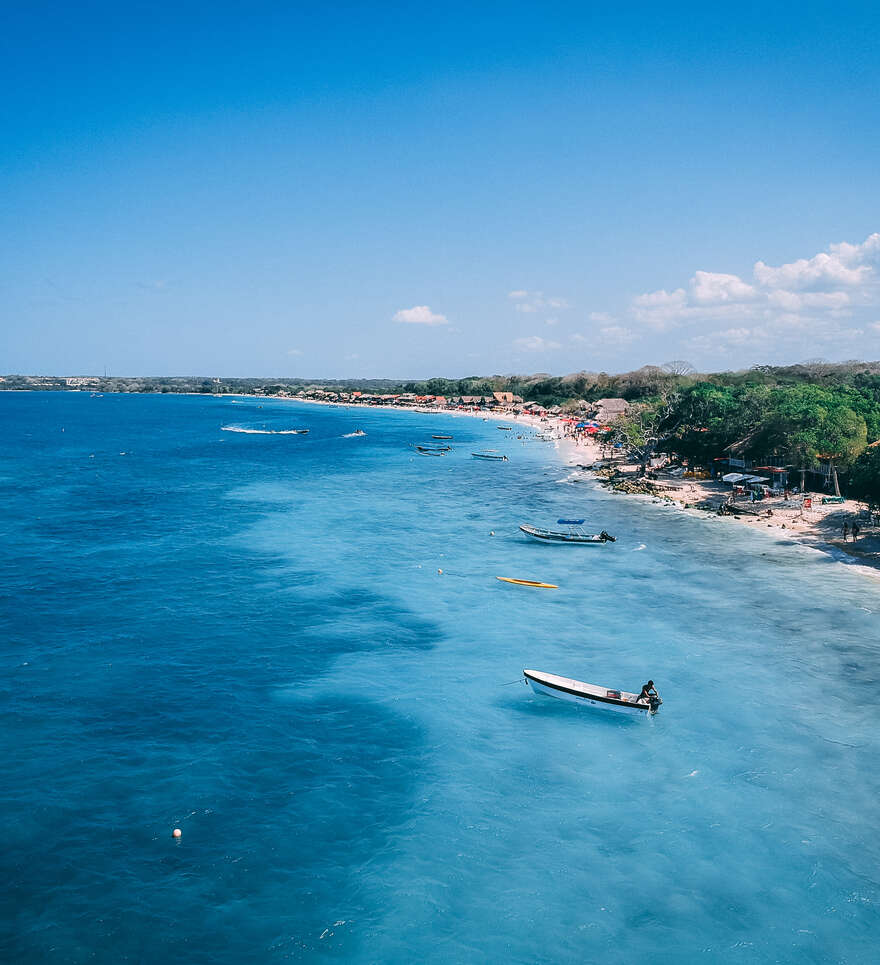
left=523, top=669, right=662, bottom=716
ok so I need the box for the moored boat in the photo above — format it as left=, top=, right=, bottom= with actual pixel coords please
left=520, top=520, right=615, bottom=544
left=523, top=669, right=661, bottom=716
left=432, top=434, right=454, bottom=440
left=472, top=450, right=508, bottom=461
left=416, top=444, right=451, bottom=452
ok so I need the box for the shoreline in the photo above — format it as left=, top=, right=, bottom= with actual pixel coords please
left=25, top=389, right=876, bottom=582
left=284, top=394, right=880, bottom=581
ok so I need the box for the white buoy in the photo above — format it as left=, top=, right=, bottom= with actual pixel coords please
left=173, top=828, right=182, bottom=838
left=438, top=568, right=443, bottom=574
left=490, top=531, right=495, bottom=536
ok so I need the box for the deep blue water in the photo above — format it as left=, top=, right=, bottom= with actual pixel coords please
left=2, top=392, right=880, bottom=963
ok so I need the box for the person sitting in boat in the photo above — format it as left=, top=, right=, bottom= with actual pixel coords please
left=634, top=680, right=658, bottom=704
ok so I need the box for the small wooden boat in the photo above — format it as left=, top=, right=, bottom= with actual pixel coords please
left=472, top=451, right=508, bottom=461
left=432, top=434, right=453, bottom=440
left=417, top=448, right=445, bottom=456
left=496, top=577, right=558, bottom=588
left=523, top=670, right=661, bottom=716
left=520, top=520, right=615, bottom=544
left=498, top=425, right=513, bottom=430
left=292, top=429, right=309, bottom=434
left=416, top=444, right=451, bottom=452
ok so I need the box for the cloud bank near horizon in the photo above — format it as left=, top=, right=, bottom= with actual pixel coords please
left=509, top=234, right=880, bottom=366
left=629, top=233, right=880, bottom=358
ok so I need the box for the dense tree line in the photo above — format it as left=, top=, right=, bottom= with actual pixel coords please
left=605, top=366, right=880, bottom=500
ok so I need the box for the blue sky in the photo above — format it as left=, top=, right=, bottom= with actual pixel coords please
left=2, top=1, right=880, bottom=377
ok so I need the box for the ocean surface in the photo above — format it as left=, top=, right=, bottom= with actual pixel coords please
left=2, top=392, right=880, bottom=964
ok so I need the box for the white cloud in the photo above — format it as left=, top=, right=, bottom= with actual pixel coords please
left=691, top=271, right=758, bottom=304
left=630, top=234, right=880, bottom=344
left=545, top=317, right=559, bottom=326
left=599, top=325, right=639, bottom=345
left=508, top=290, right=570, bottom=313
left=767, top=290, right=850, bottom=312
left=570, top=333, right=588, bottom=343
left=618, top=233, right=880, bottom=366
left=287, top=348, right=303, bottom=356
left=513, top=335, right=561, bottom=352
left=634, top=288, right=687, bottom=308
left=393, top=305, right=449, bottom=325
left=589, top=311, right=614, bottom=323
left=754, top=234, right=879, bottom=290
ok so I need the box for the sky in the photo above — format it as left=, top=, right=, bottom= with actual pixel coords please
left=2, top=1, right=880, bottom=378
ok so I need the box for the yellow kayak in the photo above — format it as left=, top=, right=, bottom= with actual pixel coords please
left=496, top=576, right=558, bottom=588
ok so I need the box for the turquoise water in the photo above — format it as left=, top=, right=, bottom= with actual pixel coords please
left=2, top=392, right=880, bottom=963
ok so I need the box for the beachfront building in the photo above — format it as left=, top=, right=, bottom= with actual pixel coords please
left=592, top=398, right=630, bottom=422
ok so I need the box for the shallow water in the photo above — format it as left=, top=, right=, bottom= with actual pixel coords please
left=2, top=392, right=879, bottom=963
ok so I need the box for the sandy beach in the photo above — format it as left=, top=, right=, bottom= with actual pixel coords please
left=550, top=430, right=880, bottom=579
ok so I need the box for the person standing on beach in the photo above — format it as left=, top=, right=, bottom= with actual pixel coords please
left=843, top=522, right=849, bottom=541
left=852, top=522, right=860, bottom=541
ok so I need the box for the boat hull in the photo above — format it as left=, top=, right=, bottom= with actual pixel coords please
left=524, top=670, right=656, bottom=716
left=520, top=525, right=608, bottom=544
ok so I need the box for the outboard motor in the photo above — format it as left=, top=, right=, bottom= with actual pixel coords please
left=648, top=693, right=663, bottom=714
left=600, top=530, right=616, bottom=542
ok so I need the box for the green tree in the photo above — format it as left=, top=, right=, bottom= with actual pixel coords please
left=849, top=445, right=880, bottom=505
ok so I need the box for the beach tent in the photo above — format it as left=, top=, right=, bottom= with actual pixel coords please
left=722, top=472, right=747, bottom=483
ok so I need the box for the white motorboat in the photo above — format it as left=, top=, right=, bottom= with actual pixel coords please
left=520, top=520, right=615, bottom=543
left=523, top=669, right=661, bottom=716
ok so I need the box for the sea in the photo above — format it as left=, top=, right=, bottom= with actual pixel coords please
left=2, top=391, right=880, bottom=964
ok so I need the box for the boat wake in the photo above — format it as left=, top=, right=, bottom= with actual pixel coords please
left=221, top=426, right=304, bottom=435
left=342, top=431, right=367, bottom=438
left=633, top=544, right=647, bottom=551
